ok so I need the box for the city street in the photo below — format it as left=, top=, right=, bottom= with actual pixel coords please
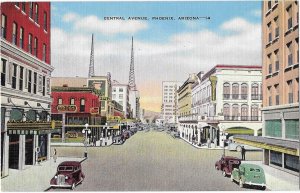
left=49, top=130, right=262, bottom=191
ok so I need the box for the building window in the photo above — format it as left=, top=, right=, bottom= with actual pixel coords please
left=113, top=88, right=116, bottom=92
left=80, top=99, right=85, bottom=112
left=251, top=105, right=258, bottom=121
left=22, top=2, right=26, bottom=12
left=28, top=34, right=32, bottom=54
left=287, top=80, right=293, bottom=103
left=296, top=38, right=299, bottom=64
left=287, top=6, right=292, bottom=30
left=275, top=84, right=279, bottom=105
left=12, top=64, right=17, bottom=89
left=274, top=50, right=279, bottom=71
left=265, top=120, right=282, bottom=137
left=19, top=27, right=24, bottom=49
left=42, top=76, right=45, bottom=96
left=119, top=94, right=123, bottom=98
left=19, top=66, right=23, bottom=90
left=285, top=119, right=299, bottom=140
left=267, top=1, right=272, bottom=10
left=33, top=72, right=37, bottom=94
left=35, top=3, right=39, bottom=23
left=1, top=59, right=6, bottom=86
left=270, top=150, right=282, bottom=167
left=232, top=104, right=239, bottom=120
left=274, top=17, right=279, bottom=38
left=267, top=22, right=272, bottom=42
left=1, top=14, right=7, bottom=39
left=34, top=37, right=38, bottom=57
left=287, top=42, right=293, bottom=66
left=112, top=94, right=116, bottom=99
left=70, top=98, right=75, bottom=105
left=284, top=154, right=299, bottom=172
left=232, top=83, right=239, bottom=99
left=58, top=98, right=62, bottom=105
left=12, top=22, right=17, bottom=45
left=28, top=70, right=32, bottom=93
left=241, top=83, right=248, bottom=99
left=29, top=2, right=33, bottom=19
left=15, top=2, right=19, bottom=7
left=42, top=44, right=46, bottom=62
left=223, top=82, right=230, bottom=99
left=119, top=88, right=123, bottom=92
left=267, top=54, right=272, bottom=73
left=43, top=11, right=47, bottom=31
left=268, top=86, right=272, bottom=106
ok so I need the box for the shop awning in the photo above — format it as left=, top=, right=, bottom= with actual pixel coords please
left=7, top=121, right=63, bottom=135
left=233, top=135, right=299, bottom=156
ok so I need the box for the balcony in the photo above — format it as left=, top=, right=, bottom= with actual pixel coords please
left=223, top=116, right=261, bottom=121
left=178, top=114, right=199, bottom=122
left=223, top=94, right=249, bottom=100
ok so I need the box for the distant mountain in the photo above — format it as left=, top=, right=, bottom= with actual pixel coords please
left=143, top=109, right=161, bottom=123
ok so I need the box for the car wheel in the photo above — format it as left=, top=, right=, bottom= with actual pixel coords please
left=236, top=146, right=242, bottom=152
left=71, top=183, right=76, bottom=190
left=230, top=175, right=234, bottom=182
left=222, top=170, right=227, bottom=177
left=261, top=186, right=266, bottom=190
left=239, top=179, right=243, bottom=188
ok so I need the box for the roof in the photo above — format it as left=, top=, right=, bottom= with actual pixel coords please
left=58, top=161, right=81, bottom=166
left=240, top=163, right=263, bottom=169
left=51, top=77, right=88, bottom=87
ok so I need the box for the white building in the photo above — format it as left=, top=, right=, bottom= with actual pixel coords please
left=179, top=65, right=263, bottom=148
left=112, top=80, right=130, bottom=118
left=161, top=81, right=180, bottom=124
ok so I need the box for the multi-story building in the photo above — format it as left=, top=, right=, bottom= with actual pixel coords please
left=1, top=2, right=53, bottom=177
left=179, top=65, right=263, bottom=148
left=129, top=90, right=140, bottom=119
left=161, top=81, right=180, bottom=124
left=235, top=0, right=299, bottom=175
left=112, top=80, right=130, bottom=118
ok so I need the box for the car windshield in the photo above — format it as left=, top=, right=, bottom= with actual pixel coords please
left=58, top=166, right=73, bottom=171
left=249, top=168, right=260, bottom=172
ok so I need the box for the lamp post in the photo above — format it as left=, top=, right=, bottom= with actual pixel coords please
left=82, top=123, right=91, bottom=158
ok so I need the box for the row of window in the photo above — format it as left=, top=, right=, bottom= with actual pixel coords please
left=270, top=150, right=299, bottom=172
left=14, top=2, right=48, bottom=31
left=265, top=119, right=299, bottom=140
left=163, top=99, right=173, bottom=103
left=112, top=87, right=124, bottom=92
left=112, top=94, right=124, bottom=99
left=223, top=104, right=259, bottom=121
left=1, top=58, right=48, bottom=96
left=1, top=14, right=48, bottom=62
left=267, top=39, right=299, bottom=74
left=267, top=78, right=299, bottom=106
left=192, top=85, right=211, bottom=105
left=57, top=98, right=86, bottom=112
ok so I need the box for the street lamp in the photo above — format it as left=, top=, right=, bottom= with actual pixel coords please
left=82, top=123, right=91, bottom=158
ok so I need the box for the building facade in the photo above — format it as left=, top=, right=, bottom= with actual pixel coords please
left=179, top=65, right=263, bottom=148
left=1, top=2, right=52, bottom=177
left=129, top=90, right=140, bottom=119
left=235, top=0, right=299, bottom=175
left=112, top=80, right=130, bottom=118
left=161, top=81, right=180, bottom=124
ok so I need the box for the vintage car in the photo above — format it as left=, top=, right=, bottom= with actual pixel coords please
left=231, top=163, right=266, bottom=190
left=50, top=161, right=85, bottom=190
left=215, top=156, right=241, bottom=177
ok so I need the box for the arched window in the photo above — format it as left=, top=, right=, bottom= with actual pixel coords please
left=80, top=98, right=85, bottom=112
left=223, top=82, right=230, bottom=99
left=232, top=104, right=239, bottom=120
left=232, top=83, right=239, bottom=99
left=251, top=83, right=259, bottom=100
left=70, top=98, right=75, bottom=105
left=241, top=83, right=248, bottom=99
left=223, top=103, right=230, bottom=120
left=241, top=104, right=248, bottom=121
left=251, top=105, right=259, bottom=121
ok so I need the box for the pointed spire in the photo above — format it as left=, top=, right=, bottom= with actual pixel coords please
left=88, top=34, right=95, bottom=78
left=128, top=36, right=137, bottom=90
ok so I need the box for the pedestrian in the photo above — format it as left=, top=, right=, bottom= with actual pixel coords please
left=53, top=148, right=57, bottom=163
left=241, top=146, right=246, bottom=160
left=93, top=135, right=96, bottom=146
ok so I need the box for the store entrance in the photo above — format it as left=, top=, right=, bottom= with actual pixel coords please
left=9, top=135, right=19, bottom=169
left=25, top=135, right=34, bottom=165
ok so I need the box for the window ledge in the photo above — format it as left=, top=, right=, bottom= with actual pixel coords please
left=266, top=74, right=272, bottom=79
left=43, top=29, right=48, bottom=34
left=29, top=17, right=34, bottom=23
left=284, top=65, right=293, bottom=72
left=293, top=23, right=298, bottom=31
left=21, top=11, right=26, bottom=15
left=266, top=42, right=272, bottom=48
left=272, top=37, right=279, bottom=43
left=293, top=63, right=299, bottom=69
left=272, top=71, right=279, bottom=76
left=35, top=23, right=40, bottom=27
left=272, top=3, right=278, bottom=10
left=15, top=5, right=20, bottom=9
left=265, top=9, right=272, bottom=16
left=285, top=28, right=293, bottom=36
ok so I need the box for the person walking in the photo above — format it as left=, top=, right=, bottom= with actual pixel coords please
left=241, top=146, right=246, bottom=160
left=53, top=148, right=57, bottom=163
left=93, top=135, right=96, bottom=146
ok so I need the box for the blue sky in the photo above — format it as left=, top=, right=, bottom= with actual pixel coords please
left=52, top=1, right=261, bottom=42
left=51, top=1, right=262, bottom=112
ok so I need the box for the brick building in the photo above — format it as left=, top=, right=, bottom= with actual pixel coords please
left=1, top=2, right=52, bottom=177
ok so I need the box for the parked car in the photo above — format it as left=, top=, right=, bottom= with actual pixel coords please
left=50, top=161, right=85, bottom=190
left=215, top=156, right=241, bottom=177
left=113, top=135, right=124, bottom=145
left=231, top=163, right=266, bottom=190
left=227, top=136, right=262, bottom=151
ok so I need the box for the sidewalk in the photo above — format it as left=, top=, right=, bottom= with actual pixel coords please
left=180, top=136, right=225, bottom=150
left=52, top=139, right=113, bottom=147
left=1, top=156, right=85, bottom=192
left=243, top=160, right=299, bottom=191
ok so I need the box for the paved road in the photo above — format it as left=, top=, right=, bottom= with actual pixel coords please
left=50, top=130, right=262, bottom=191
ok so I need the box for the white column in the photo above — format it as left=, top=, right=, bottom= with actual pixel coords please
left=2, top=109, right=10, bottom=177
left=34, top=134, right=38, bottom=165
left=47, top=133, right=51, bottom=160
left=197, top=128, right=201, bottom=145
left=19, top=135, right=25, bottom=170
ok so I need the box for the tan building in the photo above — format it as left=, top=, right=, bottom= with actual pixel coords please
left=235, top=0, right=299, bottom=175
left=177, top=74, right=197, bottom=119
